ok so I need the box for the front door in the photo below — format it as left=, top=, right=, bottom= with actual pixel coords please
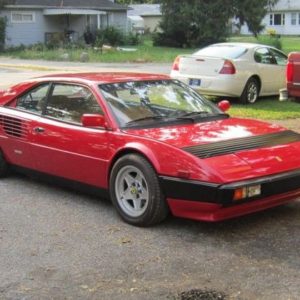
left=31, top=83, right=111, bottom=188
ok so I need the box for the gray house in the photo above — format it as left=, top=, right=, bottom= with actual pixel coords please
left=240, top=0, right=300, bottom=35
left=0, top=0, right=128, bottom=47
left=128, top=4, right=161, bottom=33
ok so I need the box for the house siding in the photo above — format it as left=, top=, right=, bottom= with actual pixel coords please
left=0, top=8, right=127, bottom=46
left=1, top=9, right=53, bottom=46
left=240, top=0, right=300, bottom=35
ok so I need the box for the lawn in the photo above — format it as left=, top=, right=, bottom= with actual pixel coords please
left=2, top=35, right=300, bottom=64
left=227, top=98, right=300, bottom=120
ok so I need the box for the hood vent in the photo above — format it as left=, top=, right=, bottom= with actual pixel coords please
left=0, top=115, right=28, bottom=139
left=183, top=130, right=300, bottom=159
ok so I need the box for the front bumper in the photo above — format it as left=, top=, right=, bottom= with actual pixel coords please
left=159, top=168, right=300, bottom=221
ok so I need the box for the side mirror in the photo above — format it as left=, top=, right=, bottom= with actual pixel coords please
left=81, top=114, right=107, bottom=128
left=217, top=100, right=231, bottom=112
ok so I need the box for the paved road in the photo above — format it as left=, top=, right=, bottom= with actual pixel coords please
left=0, top=58, right=300, bottom=299
left=0, top=58, right=171, bottom=89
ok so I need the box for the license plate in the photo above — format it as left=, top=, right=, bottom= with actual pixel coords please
left=189, top=78, right=201, bottom=86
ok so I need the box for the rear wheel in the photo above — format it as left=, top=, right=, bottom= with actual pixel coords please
left=0, top=151, right=8, bottom=178
left=110, top=154, right=169, bottom=226
left=240, top=77, right=259, bottom=104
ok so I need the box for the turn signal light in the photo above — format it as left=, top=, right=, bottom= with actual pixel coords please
left=233, top=185, right=261, bottom=201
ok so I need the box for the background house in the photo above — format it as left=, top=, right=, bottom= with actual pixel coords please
left=240, top=0, right=300, bottom=35
left=0, top=0, right=128, bottom=47
left=128, top=4, right=161, bottom=33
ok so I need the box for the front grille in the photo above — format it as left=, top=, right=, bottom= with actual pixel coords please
left=183, top=130, right=300, bottom=159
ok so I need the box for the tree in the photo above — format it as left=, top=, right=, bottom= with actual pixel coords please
left=154, top=0, right=232, bottom=48
left=154, top=0, right=279, bottom=48
left=233, top=0, right=279, bottom=37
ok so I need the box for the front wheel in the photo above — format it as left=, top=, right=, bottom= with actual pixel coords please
left=240, top=78, right=259, bottom=104
left=109, top=154, right=168, bottom=226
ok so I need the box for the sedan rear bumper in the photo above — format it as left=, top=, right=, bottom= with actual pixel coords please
left=170, top=72, right=245, bottom=97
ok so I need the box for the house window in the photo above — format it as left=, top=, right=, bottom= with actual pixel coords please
left=273, top=13, right=285, bottom=25
left=291, top=12, right=297, bottom=25
left=270, top=14, right=273, bottom=25
left=11, top=12, right=35, bottom=23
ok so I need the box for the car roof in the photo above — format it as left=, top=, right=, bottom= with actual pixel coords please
left=38, top=72, right=171, bottom=84
left=210, top=42, right=270, bottom=49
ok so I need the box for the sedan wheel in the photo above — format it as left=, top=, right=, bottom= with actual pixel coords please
left=110, top=154, right=168, bottom=226
left=241, top=78, right=259, bottom=104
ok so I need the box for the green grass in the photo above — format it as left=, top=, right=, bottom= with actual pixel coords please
left=228, top=35, right=300, bottom=54
left=2, top=38, right=194, bottom=63
left=3, top=35, right=300, bottom=63
left=228, top=98, right=300, bottom=120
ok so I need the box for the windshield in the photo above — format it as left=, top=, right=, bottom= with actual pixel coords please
left=194, top=45, right=247, bottom=59
left=99, top=80, right=225, bottom=128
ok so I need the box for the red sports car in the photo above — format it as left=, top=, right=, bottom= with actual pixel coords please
left=0, top=73, right=300, bottom=226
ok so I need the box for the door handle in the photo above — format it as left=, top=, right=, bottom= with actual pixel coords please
left=34, top=127, right=45, bottom=133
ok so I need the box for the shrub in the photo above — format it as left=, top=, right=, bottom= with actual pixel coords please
left=95, top=27, right=124, bottom=47
left=257, top=35, right=282, bottom=50
left=95, top=27, right=141, bottom=47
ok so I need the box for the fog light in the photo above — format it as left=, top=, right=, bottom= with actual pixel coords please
left=233, top=184, right=261, bottom=201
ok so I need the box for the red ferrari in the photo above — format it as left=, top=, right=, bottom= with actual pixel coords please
left=0, top=73, right=300, bottom=226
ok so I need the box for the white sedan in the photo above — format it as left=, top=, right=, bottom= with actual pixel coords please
left=170, top=42, right=287, bottom=104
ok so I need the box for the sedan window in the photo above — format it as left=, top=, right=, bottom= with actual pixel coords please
left=16, top=84, right=50, bottom=114
left=254, top=48, right=276, bottom=64
left=44, top=84, right=103, bottom=124
left=194, top=45, right=247, bottom=59
left=268, top=48, right=287, bottom=66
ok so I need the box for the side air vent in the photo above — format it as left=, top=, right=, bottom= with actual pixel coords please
left=183, top=130, right=300, bottom=159
left=0, top=115, right=28, bottom=139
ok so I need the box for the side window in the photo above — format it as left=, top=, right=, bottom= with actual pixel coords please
left=45, top=84, right=103, bottom=124
left=16, top=84, right=49, bottom=114
left=269, top=48, right=287, bottom=66
left=254, top=48, right=276, bottom=65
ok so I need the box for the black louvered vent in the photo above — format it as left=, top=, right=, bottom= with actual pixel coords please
left=183, top=130, right=300, bottom=159
left=0, top=115, right=28, bottom=139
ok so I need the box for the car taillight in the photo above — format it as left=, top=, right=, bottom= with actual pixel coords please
left=172, top=56, right=181, bottom=71
left=219, top=60, right=236, bottom=74
left=286, top=61, right=294, bottom=82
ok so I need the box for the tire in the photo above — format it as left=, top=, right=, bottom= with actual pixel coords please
left=240, top=77, right=259, bottom=104
left=0, top=151, right=8, bottom=178
left=109, top=154, right=169, bottom=226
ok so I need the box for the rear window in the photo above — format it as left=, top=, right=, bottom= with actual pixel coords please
left=194, top=45, right=247, bottom=59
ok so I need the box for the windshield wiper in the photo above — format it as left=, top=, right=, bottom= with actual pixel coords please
left=175, top=111, right=229, bottom=121
left=125, top=115, right=166, bottom=126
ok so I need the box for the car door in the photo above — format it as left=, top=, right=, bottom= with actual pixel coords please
left=268, top=47, right=287, bottom=91
left=0, top=83, right=50, bottom=170
left=31, top=82, right=111, bottom=188
left=254, top=47, right=287, bottom=94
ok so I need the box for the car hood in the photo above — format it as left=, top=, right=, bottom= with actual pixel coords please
left=123, top=117, right=285, bottom=147
left=123, top=117, right=300, bottom=182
